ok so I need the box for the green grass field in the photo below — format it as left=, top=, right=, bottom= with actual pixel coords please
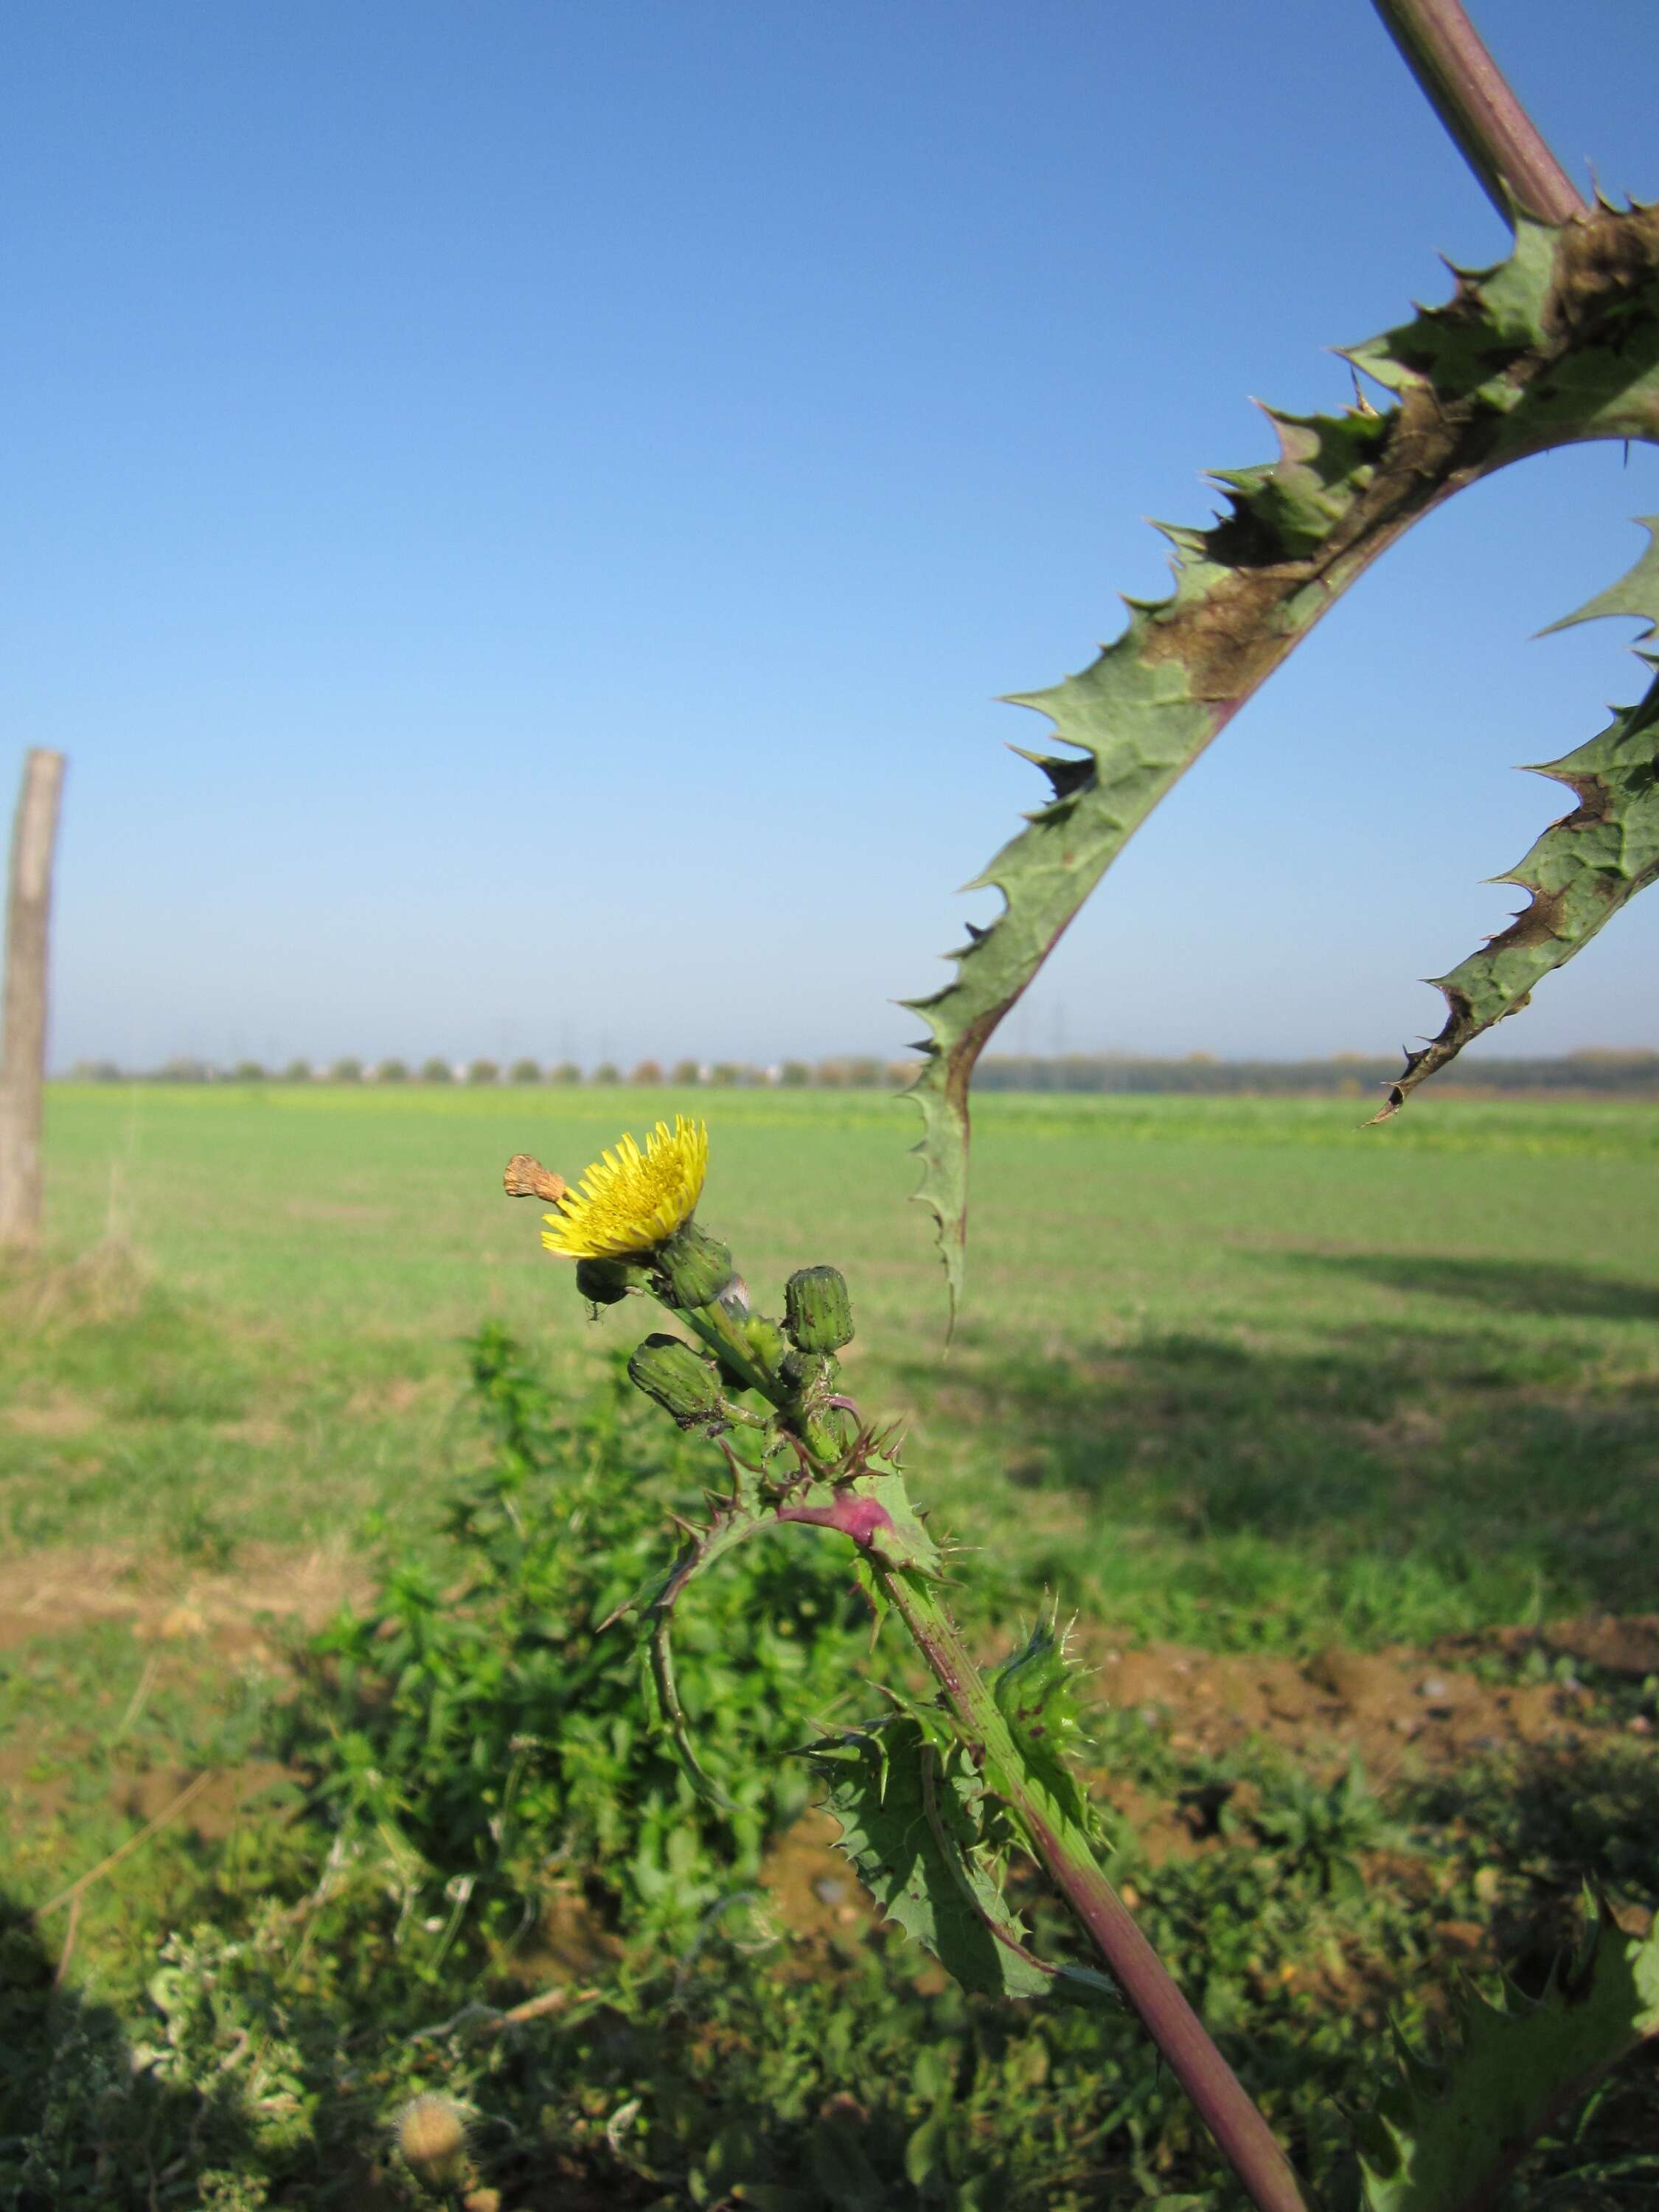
left=14, top=1080, right=1659, bottom=1644
left=4, top=1081, right=1658, bottom=2209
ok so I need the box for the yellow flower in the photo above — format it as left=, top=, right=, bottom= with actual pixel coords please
left=542, top=1116, right=709, bottom=1262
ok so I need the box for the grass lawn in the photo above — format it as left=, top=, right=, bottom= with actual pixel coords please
left=12, top=1080, right=1659, bottom=1644
left=3, top=1080, right=1658, bottom=2209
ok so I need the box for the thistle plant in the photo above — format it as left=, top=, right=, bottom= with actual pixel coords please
left=507, top=1117, right=1302, bottom=2211
left=509, top=1115, right=1659, bottom=2212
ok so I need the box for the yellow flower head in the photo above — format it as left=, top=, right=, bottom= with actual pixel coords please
left=541, top=1116, right=709, bottom=1262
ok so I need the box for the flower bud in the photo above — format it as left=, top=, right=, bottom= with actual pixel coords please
left=397, top=2095, right=468, bottom=2187
left=627, top=1333, right=726, bottom=1427
left=799, top=1405, right=858, bottom=1463
left=575, top=1256, right=650, bottom=1305
left=657, top=1222, right=736, bottom=1310
left=742, top=1314, right=790, bottom=1375
left=782, top=1347, right=839, bottom=1397
left=780, top=1343, right=855, bottom=1465
left=784, top=1265, right=854, bottom=1354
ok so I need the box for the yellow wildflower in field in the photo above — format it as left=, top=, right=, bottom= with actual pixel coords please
left=541, top=1116, right=709, bottom=1261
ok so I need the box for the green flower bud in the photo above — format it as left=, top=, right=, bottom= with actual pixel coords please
left=742, top=1314, right=790, bottom=1377
left=657, top=1221, right=736, bottom=1310
left=575, top=1256, right=650, bottom=1306
left=779, top=1340, right=855, bottom=1464
left=627, top=1333, right=726, bottom=1428
left=782, top=1346, right=839, bottom=1397
left=717, top=1310, right=790, bottom=1396
left=799, top=1405, right=858, bottom=1463
left=784, top=1265, right=854, bottom=1354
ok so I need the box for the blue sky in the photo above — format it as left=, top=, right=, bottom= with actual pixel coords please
left=4, top=1, right=1657, bottom=1071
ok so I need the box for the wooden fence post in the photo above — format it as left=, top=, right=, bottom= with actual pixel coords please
left=0, top=750, right=68, bottom=1253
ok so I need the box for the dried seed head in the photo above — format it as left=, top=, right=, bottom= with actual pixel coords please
left=503, top=1154, right=568, bottom=1203
left=397, top=2092, right=467, bottom=2180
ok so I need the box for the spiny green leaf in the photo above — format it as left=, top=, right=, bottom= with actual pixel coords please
left=1343, top=220, right=1558, bottom=405
left=1357, top=1900, right=1659, bottom=2212
left=807, top=1719, right=1051, bottom=2001
left=646, top=1612, right=736, bottom=1809
left=846, top=1467, right=944, bottom=1578
left=1540, top=513, right=1659, bottom=634
left=599, top=1475, right=773, bottom=1633
left=1377, top=522, right=1659, bottom=1116
left=903, top=204, right=1659, bottom=1315
left=872, top=1678, right=961, bottom=1757
left=805, top=1717, right=1113, bottom=2007
left=991, top=1615, right=1094, bottom=1840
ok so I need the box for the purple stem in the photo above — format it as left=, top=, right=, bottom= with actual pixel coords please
left=776, top=1492, right=896, bottom=1548
left=1371, top=0, right=1586, bottom=225
left=880, top=1566, right=1311, bottom=2212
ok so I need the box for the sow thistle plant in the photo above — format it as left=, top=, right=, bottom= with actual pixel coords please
left=503, top=1127, right=1136, bottom=2201
left=509, top=1116, right=1659, bottom=2212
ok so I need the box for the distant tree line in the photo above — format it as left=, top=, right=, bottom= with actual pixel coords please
left=973, top=1049, right=1659, bottom=1097
left=66, top=1054, right=924, bottom=1089
left=65, top=1049, right=1659, bottom=1095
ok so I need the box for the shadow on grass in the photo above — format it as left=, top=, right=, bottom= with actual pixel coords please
left=902, top=1315, right=1659, bottom=1633
left=1411, top=1732, right=1659, bottom=1930
left=1396, top=1733, right=1659, bottom=2180
left=1286, top=1252, right=1659, bottom=1325
left=0, top=1893, right=264, bottom=2211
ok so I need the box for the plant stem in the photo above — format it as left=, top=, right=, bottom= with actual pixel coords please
left=878, top=1564, right=1312, bottom=2212
left=653, top=1260, right=1304, bottom=2203
left=1371, top=0, right=1585, bottom=225
left=682, top=1300, right=788, bottom=1405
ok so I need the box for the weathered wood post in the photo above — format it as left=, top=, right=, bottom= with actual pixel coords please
left=0, top=749, right=68, bottom=1253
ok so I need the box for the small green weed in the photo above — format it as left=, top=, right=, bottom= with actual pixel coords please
left=1226, top=1759, right=1405, bottom=1901
left=285, top=1322, right=872, bottom=1944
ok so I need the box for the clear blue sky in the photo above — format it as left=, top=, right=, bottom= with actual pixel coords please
left=4, top=1, right=1657, bottom=1071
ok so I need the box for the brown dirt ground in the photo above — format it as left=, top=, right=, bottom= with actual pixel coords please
left=1085, top=1618, right=1653, bottom=1787
left=0, top=1546, right=367, bottom=1850
left=0, top=1542, right=367, bottom=1661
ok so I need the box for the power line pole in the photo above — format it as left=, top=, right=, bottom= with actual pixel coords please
left=0, top=750, right=68, bottom=1253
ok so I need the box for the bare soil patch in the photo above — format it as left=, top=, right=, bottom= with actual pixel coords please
left=1, top=1392, right=102, bottom=1439
left=0, top=1543, right=367, bottom=1658
left=1083, top=1624, right=1643, bottom=1796
left=111, top=1756, right=298, bottom=1841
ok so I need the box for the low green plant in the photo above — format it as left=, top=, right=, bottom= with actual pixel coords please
left=1228, top=1759, right=1405, bottom=1902
left=288, top=1320, right=869, bottom=1944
